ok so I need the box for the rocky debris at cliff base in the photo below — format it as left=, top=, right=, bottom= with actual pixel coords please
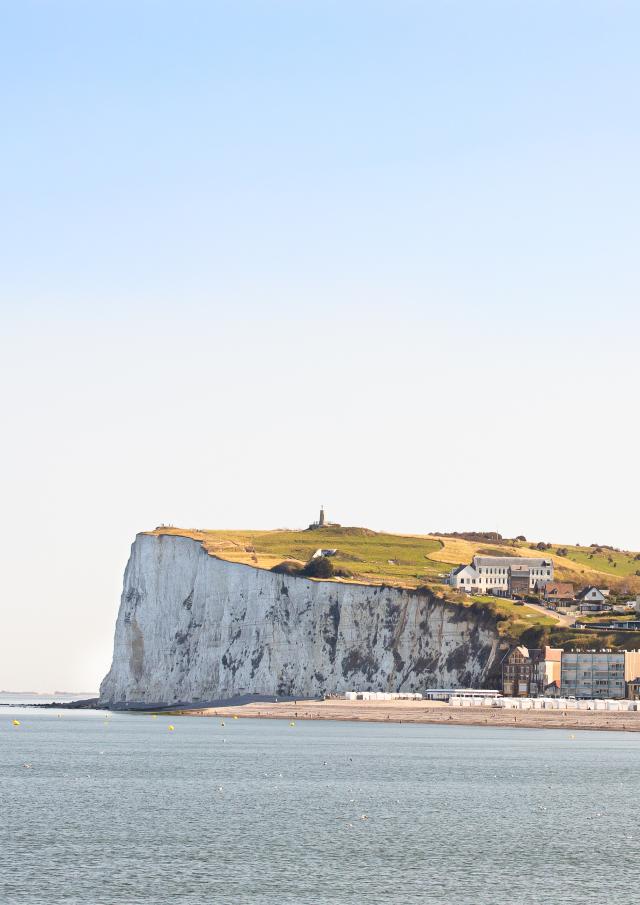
left=29, top=697, right=100, bottom=710
left=101, top=693, right=320, bottom=713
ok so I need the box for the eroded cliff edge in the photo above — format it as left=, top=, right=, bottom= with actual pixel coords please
left=99, top=533, right=501, bottom=708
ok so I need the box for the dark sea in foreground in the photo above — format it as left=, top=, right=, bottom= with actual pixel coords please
left=1, top=706, right=637, bottom=904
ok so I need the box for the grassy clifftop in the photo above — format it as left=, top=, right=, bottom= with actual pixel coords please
left=148, top=525, right=640, bottom=593
left=148, top=526, right=453, bottom=585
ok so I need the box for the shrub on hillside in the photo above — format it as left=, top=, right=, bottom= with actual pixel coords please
left=271, top=561, right=303, bottom=576
left=442, top=531, right=504, bottom=542
left=301, top=557, right=335, bottom=579
left=272, top=558, right=352, bottom=580
left=520, top=625, right=548, bottom=650
left=556, top=547, right=568, bottom=557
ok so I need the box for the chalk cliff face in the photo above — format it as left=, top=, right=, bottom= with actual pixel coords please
left=99, top=533, right=501, bottom=708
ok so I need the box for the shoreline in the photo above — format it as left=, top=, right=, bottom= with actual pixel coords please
left=171, top=698, right=640, bottom=732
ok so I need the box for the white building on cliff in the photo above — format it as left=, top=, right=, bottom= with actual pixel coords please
left=449, top=555, right=553, bottom=595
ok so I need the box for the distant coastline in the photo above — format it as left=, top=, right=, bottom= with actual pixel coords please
left=0, top=691, right=99, bottom=708
left=0, top=690, right=98, bottom=697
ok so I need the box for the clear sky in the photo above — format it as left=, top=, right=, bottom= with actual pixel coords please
left=1, top=1, right=638, bottom=691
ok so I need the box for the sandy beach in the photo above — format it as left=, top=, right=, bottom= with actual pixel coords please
left=175, top=698, right=640, bottom=732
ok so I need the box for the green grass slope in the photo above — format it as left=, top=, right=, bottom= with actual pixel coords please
left=552, top=544, right=640, bottom=578
left=149, top=525, right=453, bottom=586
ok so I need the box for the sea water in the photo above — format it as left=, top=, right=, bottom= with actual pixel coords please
left=1, top=707, right=637, bottom=904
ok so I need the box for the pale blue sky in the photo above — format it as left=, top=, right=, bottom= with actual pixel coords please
left=1, top=1, right=638, bottom=689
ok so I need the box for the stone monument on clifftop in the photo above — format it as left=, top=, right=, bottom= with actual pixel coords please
left=308, top=506, right=340, bottom=530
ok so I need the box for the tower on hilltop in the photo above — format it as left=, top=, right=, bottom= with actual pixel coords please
left=308, top=505, right=340, bottom=531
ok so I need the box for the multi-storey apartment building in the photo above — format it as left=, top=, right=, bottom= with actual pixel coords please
left=560, top=650, right=640, bottom=699
left=449, top=555, right=553, bottom=595
left=501, top=647, right=640, bottom=699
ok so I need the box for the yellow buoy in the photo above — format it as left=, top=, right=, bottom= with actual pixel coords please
left=168, top=725, right=175, bottom=731
left=12, top=719, right=21, bottom=727
left=289, top=721, right=296, bottom=727
left=233, top=715, right=239, bottom=720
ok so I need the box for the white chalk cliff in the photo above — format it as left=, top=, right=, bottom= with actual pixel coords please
left=99, top=533, right=501, bottom=708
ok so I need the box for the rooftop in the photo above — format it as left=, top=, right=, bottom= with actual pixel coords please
left=474, top=555, right=552, bottom=568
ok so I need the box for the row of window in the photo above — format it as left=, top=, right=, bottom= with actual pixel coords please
left=458, top=575, right=548, bottom=584
left=460, top=578, right=506, bottom=585
left=478, top=566, right=551, bottom=576
left=564, top=660, right=624, bottom=666
left=563, top=680, right=624, bottom=688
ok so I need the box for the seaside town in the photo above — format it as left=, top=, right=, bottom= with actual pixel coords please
left=336, top=552, right=640, bottom=712
left=452, top=552, right=640, bottom=703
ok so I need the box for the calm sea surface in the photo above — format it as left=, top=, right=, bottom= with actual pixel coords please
left=1, top=706, right=638, bottom=904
